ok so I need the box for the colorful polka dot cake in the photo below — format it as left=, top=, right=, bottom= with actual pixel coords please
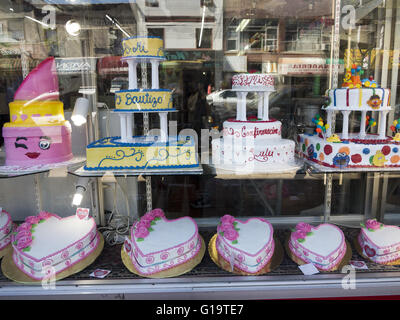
left=298, top=65, right=399, bottom=170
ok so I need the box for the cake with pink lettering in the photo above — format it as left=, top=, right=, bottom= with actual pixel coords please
left=288, top=222, right=347, bottom=271
left=212, top=73, right=297, bottom=173
left=358, top=219, right=400, bottom=264
left=123, top=209, right=203, bottom=277
left=0, top=209, right=14, bottom=254
left=2, top=57, right=73, bottom=166
left=11, top=212, right=101, bottom=280
left=215, top=215, right=275, bottom=274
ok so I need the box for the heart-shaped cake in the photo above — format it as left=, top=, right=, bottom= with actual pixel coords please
left=124, top=209, right=201, bottom=275
left=358, top=219, right=400, bottom=264
left=215, top=215, right=275, bottom=274
left=0, top=209, right=14, bottom=251
left=289, top=223, right=346, bottom=271
left=12, top=212, right=99, bottom=280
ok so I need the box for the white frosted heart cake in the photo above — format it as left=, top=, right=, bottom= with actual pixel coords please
left=123, top=209, right=202, bottom=276
left=0, top=209, right=14, bottom=252
left=358, top=219, right=400, bottom=264
left=12, top=212, right=100, bottom=280
left=288, top=222, right=347, bottom=271
left=215, top=215, right=275, bottom=274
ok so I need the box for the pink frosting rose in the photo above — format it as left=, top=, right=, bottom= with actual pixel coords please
left=38, top=211, right=52, bottom=220
left=16, top=235, right=33, bottom=250
left=150, top=208, right=165, bottom=218
left=15, top=230, right=31, bottom=241
left=221, top=214, right=235, bottom=224
left=25, top=216, right=41, bottom=225
left=219, top=221, right=234, bottom=233
left=365, top=219, right=381, bottom=230
left=16, top=222, right=32, bottom=233
left=137, top=219, right=151, bottom=229
left=292, top=230, right=307, bottom=241
left=140, top=214, right=154, bottom=224
left=296, top=222, right=312, bottom=233
left=224, top=228, right=239, bottom=241
left=135, top=226, right=149, bottom=239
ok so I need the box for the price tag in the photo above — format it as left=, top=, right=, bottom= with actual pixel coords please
left=350, top=260, right=368, bottom=270
left=76, top=207, right=90, bottom=220
left=299, top=263, right=320, bottom=275
left=90, top=269, right=111, bottom=279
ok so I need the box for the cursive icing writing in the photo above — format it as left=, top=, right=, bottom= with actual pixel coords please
left=223, top=125, right=280, bottom=139
left=248, top=148, right=274, bottom=162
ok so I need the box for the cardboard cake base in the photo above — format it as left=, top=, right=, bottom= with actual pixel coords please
left=285, top=237, right=352, bottom=272
left=0, top=243, right=12, bottom=259
left=353, top=236, right=400, bottom=266
left=1, top=233, right=104, bottom=284
left=208, top=234, right=283, bottom=275
left=121, top=236, right=206, bottom=278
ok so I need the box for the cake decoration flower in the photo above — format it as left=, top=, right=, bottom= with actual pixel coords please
left=361, top=219, right=383, bottom=231
left=292, top=222, right=314, bottom=242
left=218, top=215, right=240, bottom=244
left=134, top=208, right=165, bottom=241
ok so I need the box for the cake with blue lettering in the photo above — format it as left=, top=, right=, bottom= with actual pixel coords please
left=298, top=65, right=400, bottom=170
left=85, top=37, right=199, bottom=171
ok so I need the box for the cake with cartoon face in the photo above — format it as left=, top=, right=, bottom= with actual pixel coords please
left=2, top=57, right=73, bottom=166
left=215, top=215, right=275, bottom=274
left=358, top=219, right=400, bottom=264
left=298, top=65, right=400, bottom=170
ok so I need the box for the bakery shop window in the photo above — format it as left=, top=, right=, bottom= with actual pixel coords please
left=145, top=0, right=159, bottom=7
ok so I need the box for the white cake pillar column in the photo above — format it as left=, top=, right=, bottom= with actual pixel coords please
left=341, top=110, right=351, bottom=140
left=236, top=91, right=248, bottom=121
left=378, top=110, right=389, bottom=139
left=119, top=114, right=128, bottom=142
left=262, top=91, right=272, bottom=121
left=126, top=113, right=134, bottom=142
left=127, top=60, right=138, bottom=90
left=159, top=112, right=168, bottom=142
left=359, top=110, right=367, bottom=138
left=257, top=92, right=263, bottom=119
left=326, top=109, right=333, bottom=137
left=151, top=60, right=160, bottom=89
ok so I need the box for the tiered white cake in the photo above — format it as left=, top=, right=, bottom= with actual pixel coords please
left=212, top=73, right=296, bottom=172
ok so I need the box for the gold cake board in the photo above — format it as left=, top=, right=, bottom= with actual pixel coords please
left=121, top=236, right=206, bottom=278
left=353, top=236, right=400, bottom=266
left=0, top=244, right=12, bottom=259
left=208, top=234, right=283, bottom=276
left=285, top=237, right=352, bottom=272
left=1, top=233, right=104, bottom=284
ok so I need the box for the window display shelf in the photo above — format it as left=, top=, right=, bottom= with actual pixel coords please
left=0, top=157, right=86, bottom=179
left=1, top=226, right=400, bottom=299
left=69, top=164, right=203, bottom=177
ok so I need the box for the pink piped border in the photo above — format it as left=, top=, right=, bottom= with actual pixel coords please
left=289, top=223, right=345, bottom=260
left=129, top=235, right=202, bottom=275
left=12, top=213, right=97, bottom=264
left=216, top=238, right=275, bottom=274
left=288, top=239, right=347, bottom=271
left=130, top=215, right=198, bottom=260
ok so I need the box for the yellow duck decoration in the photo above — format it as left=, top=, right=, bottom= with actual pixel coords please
left=393, top=133, right=400, bottom=142
left=372, top=150, right=387, bottom=167
left=326, top=134, right=341, bottom=142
